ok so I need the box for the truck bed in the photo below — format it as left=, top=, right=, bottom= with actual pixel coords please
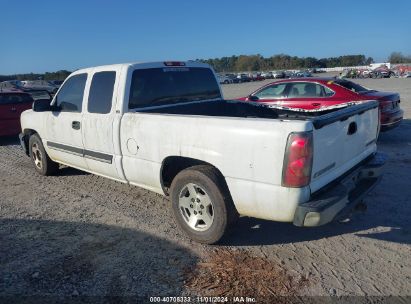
left=136, top=99, right=378, bottom=129
left=136, top=99, right=321, bottom=118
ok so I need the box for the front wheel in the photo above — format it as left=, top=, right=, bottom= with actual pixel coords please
left=170, top=165, right=238, bottom=244
left=29, top=134, right=59, bottom=176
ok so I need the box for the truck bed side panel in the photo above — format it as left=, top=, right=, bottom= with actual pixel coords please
left=120, top=113, right=311, bottom=220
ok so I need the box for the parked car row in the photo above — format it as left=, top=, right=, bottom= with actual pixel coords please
left=0, top=79, right=62, bottom=94
left=217, top=70, right=313, bottom=84
left=340, top=65, right=400, bottom=79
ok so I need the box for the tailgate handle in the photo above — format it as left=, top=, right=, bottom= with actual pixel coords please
left=348, top=122, right=357, bottom=135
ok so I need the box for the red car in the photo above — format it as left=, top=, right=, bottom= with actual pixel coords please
left=0, top=91, right=34, bottom=137
left=239, top=78, right=403, bottom=131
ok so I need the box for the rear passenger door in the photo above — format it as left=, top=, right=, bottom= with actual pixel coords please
left=81, top=68, right=123, bottom=181
left=281, top=82, right=335, bottom=110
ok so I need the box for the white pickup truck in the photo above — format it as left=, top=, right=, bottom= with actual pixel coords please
left=19, top=61, right=385, bottom=244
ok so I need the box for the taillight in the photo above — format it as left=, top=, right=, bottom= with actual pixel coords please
left=379, top=101, right=393, bottom=112
left=164, top=61, right=186, bottom=66
left=282, top=132, right=313, bottom=188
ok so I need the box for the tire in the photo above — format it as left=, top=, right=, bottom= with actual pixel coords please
left=170, top=165, right=238, bottom=244
left=29, top=134, right=59, bottom=176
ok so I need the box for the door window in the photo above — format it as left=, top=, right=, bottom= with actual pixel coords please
left=88, top=71, right=116, bottom=114
left=287, top=82, right=334, bottom=98
left=254, top=83, right=287, bottom=99
left=55, top=74, right=87, bottom=112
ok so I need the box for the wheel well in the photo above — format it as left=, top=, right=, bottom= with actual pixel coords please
left=21, top=129, right=37, bottom=155
left=23, top=129, right=37, bottom=136
left=160, top=156, right=224, bottom=195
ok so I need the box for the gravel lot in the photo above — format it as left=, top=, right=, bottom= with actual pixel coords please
left=1, top=76, right=410, bottom=301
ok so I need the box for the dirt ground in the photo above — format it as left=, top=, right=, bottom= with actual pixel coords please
left=1, top=76, right=410, bottom=301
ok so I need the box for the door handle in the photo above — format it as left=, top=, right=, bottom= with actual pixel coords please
left=311, top=103, right=321, bottom=107
left=72, top=121, right=81, bottom=130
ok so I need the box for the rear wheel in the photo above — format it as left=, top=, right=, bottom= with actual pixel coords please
left=29, top=134, right=59, bottom=176
left=170, top=165, right=238, bottom=244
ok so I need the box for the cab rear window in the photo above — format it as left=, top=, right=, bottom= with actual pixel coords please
left=0, top=93, right=33, bottom=105
left=129, top=67, right=221, bottom=109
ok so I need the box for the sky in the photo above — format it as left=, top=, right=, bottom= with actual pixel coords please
left=1, top=0, right=410, bottom=74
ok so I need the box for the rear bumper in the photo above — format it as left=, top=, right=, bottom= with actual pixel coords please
left=293, top=152, right=386, bottom=227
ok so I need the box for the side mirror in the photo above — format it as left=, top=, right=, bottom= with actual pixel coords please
left=33, top=99, right=53, bottom=112
left=248, top=95, right=259, bottom=102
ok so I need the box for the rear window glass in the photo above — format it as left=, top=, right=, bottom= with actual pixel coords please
left=335, top=80, right=369, bottom=93
left=128, top=67, right=221, bottom=109
left=88, top=71, right=116, bottom=114
left=0, top=93, right=33, bottom=104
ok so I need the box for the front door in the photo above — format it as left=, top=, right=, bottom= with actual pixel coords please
left=249, top=82, right=287, bottom=105
left=45, top=73, right=88, bottom=170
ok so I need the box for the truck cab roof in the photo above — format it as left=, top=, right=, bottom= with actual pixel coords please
left=72, top=61, right=211, bottom=75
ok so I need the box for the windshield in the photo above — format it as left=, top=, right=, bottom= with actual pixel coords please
left=129, top=67, right=221, bottom=109
left=335, top=80, right=370, bottom=93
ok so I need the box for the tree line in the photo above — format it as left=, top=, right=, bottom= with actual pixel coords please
left=198, top=54, right=374, bottom=72
left=388, top=52, right=411, bottom=64
left=1, top=52, right=410, bottom=81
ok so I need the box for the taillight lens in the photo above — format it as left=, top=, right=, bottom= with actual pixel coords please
left=282, top=132, right=313, bottom=188
left=379, top=101, right=393, bottom=112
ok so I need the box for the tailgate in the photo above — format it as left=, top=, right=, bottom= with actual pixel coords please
left=310, top=101, right=379, bottom=193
